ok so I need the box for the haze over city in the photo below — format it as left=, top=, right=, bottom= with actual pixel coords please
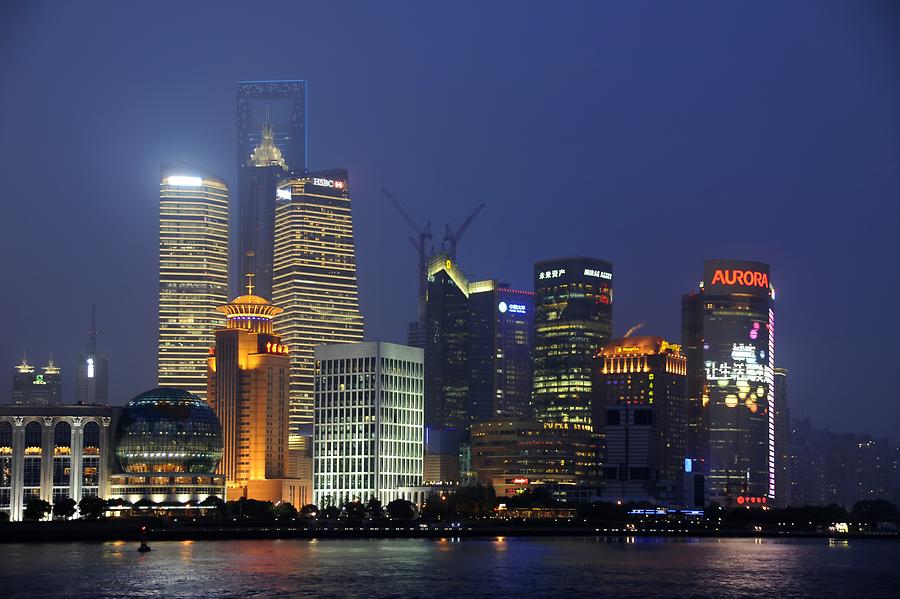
left=2, top=0, right=899, bottom=446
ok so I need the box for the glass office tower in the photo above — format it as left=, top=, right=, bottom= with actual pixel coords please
left=157, top=168, right=229, bottom=401
left=424, top=255, right=534, bottom=428
left=273, top=169, right=365, bottom=455
left=237, top=80, right=307, bottom=176
left=683, top=260, right=775, bottom=506
left=237, top=123, right=289, bottom=301
left=235, top=80, right=307, bottom=297
left=533, top=257, right=613, bottom=426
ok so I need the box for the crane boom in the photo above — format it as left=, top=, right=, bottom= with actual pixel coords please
left=381, top=188, right=427, bottom=236
left=444, top=202, right=486, bottom=259
left=381, top=188, right=433, bottom=336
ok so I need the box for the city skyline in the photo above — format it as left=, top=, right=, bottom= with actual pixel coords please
left=2, top=1, right=900, bottom=444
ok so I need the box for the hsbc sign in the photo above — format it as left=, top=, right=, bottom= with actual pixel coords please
left=312, top=178, right=346, bottom=189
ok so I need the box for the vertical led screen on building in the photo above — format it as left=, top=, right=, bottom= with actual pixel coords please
left=701, top=260, right=774, bottom=505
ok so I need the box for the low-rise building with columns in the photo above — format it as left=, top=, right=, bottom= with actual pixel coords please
left=0, top=405, right=119, bottom=521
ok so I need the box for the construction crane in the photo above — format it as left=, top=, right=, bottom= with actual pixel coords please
left=443, top=202, right=485, bottom=260
left=381, top=188, right=433, bottom=324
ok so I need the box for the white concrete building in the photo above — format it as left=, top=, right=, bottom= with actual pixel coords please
left=313, top=342, right=423, bottom=507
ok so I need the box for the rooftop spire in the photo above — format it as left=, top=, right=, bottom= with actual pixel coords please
left=249, top=122, right=287, bottom=169
left=44, top=354, right=60, bottom=374
left=15, top=350, right=33, bottom=374
left=246, top=273, right=255, bottom=295
left=88, top=304, right=98, bottom=353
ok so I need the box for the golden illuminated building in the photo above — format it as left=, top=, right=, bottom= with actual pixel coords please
left=272, top=169, right=364, bottom=463
left=158, top=169, right=229, bottom=401
left=207, top=279, right=301, bottom=503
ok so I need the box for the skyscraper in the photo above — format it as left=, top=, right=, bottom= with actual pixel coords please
left=533, top=257, right=613, bottom=426
left=682, top=260, right=775, bottom=506
left=157, top=168, right=229, bottom=401
left=596, top=336, right=687, bottom=504
left=313, top=342, right=424, bottom=507
left=75, top=305, right=109, bottom=406
left=207, top=284, right=291, bottom=502
left=237, top=80, right=307, bottom=176
left=681, top=289, right=706, bottom=467
left=11, top=356, right=62, bottom=406
left=424, top=255, right=534, bottom=428
left=774, top=367, right=791, bottom=507
left=273, top=169, right=364, bottom=456
left=11, top=355, right=34, bottom=405
left=236, top=123, right=289, bottom=300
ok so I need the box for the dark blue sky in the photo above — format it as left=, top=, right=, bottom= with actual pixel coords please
left=1, top=1, right=898, bottom=440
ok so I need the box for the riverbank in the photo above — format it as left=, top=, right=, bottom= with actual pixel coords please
left=1, top=521, right=897, bottom=543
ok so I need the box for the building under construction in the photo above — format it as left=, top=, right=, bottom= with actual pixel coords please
left=381, top=188, right=484, bottom=348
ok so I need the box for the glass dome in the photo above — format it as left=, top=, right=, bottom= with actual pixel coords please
left=115, top=387, right=223, bottom=474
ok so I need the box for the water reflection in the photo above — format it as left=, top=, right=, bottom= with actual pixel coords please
left=0, top=537, right=896, bottom=599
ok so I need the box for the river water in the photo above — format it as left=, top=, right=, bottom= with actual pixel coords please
left=0, top=537, right=897, bottom=598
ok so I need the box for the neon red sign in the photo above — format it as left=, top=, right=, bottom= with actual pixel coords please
left=511, top=477, right=529, bottom=485
left=265, top=342, right=289, bottom=355
left=736, top=496, right=767, bottom=505
left=711, top=269, right=769, bottom=289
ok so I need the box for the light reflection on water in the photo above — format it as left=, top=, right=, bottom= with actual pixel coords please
left=0, top=537, right=898, bottom=598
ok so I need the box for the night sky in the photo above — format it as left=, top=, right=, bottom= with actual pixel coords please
left=1, top=1, right=898, bottom=440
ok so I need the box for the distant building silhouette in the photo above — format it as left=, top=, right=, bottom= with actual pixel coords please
left=790, top=418, right=895, bottom=507
left=75, top=305, right=109, bottom=405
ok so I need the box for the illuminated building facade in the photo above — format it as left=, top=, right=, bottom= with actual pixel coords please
left=313, top=342, right=424, bottom=507
left=682, top=260, right=775, bottom=506
left=470, top=419, right=598, bottom=497
left=533, top=257, right=613, bottom=426
left=75, top=305, right=109, bottom=406
left=485, top=287, right=535, bottom=420
left=157, top=168, right=229, bottom=402
left=0, top=405, right=117, bottom=521
left=236, top=123, right=289, bottom=300
left=109, top=388, right=225, bottom=504
left=273, top=169, right=365, bottom=461
left=11, top=357, right=62, bottom=407
left=596, top=336, right=687, bottom=504
left=207, top=287, right=293, bottom=502
left=424, top=255, right=534, bottom=428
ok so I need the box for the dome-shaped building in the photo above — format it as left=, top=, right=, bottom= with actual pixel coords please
left=115, top=387, right=223, bottom=474
left=109, top=388, right=225, bottom=505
